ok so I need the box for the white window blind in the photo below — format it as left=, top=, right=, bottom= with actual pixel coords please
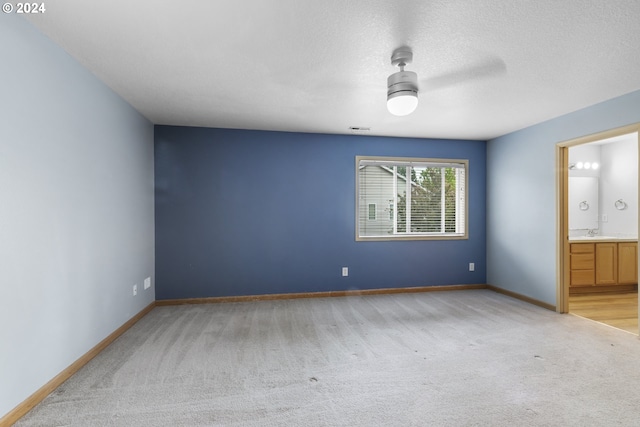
left=356, top=156, right=468, bottom=240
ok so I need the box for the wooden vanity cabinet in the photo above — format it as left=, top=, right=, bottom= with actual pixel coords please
left=570, top=241, right=638, bottom=288
left=618, top=242, right=638, bottom=284
left=595, top=243, right=617, bottom=285
left=570, top=243, right=595, bottom=286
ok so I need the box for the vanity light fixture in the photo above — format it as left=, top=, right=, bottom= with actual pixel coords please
left=569, top=161, right=599, bottom=170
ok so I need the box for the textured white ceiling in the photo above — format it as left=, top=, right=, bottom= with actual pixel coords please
left=26, top=0, right=640, bottom=140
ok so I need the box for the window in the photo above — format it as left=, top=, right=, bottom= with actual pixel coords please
left=356, top=156, right=468, bottom=241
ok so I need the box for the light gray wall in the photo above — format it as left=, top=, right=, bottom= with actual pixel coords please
left=487, top=90, right=640, bottom=305
left=0, top=16, right=154, bottom=418
left=600, top=137, right=638, bottom=237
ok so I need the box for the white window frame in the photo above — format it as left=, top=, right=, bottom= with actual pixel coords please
left=356, top=156, right=469, bottom=241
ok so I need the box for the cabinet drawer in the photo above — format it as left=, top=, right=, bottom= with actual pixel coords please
left=571, top=270, right=595, bottom=286
left=571, top=243, right=594, bottom=254
left=571, top=253, right=594, bottom=270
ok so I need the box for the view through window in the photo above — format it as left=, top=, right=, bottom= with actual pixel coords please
left=356, top=156, right=468, bottom=240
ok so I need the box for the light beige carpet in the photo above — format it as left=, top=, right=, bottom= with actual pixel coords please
left=14, top=290, right=640, bottom=426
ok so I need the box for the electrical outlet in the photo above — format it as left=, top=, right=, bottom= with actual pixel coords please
left=602, top=214, right=608, bottom=223
left=342, top=267, right=349, bottom=277
left=144, top=277, right=151, bottom=290
left=133, top=284, right=138, bottom=296
left=469, top=263, right=475, bottom=272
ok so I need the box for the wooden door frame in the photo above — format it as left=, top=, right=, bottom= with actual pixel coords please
left=556, top=124, right=640, bottom=316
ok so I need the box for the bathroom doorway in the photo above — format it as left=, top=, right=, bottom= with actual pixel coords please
left=557, top=125, right=640, bottom=334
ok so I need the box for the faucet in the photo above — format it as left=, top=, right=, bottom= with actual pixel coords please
left=586, top=229, right=597, bottom=237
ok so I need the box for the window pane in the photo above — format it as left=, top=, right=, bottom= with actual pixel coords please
left=412, top=167, right=442, bottom=232
left=358, top=165, right=395, bottom=236
left=444, top=167, right=456, bottom=232
left=396, top=174, right=407, bottom=232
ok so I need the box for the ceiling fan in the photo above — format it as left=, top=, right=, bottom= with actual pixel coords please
left=386, top=48, right=419, bottom=116
left=386, top=46, right=507, bottom=116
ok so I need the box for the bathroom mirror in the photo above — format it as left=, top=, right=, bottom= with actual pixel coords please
left=569, top=176, right=599, bottom=230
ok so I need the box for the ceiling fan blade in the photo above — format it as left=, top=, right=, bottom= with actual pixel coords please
left=420, top=56, right=507, bottom=92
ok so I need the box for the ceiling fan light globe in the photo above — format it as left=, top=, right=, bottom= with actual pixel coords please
left=387, top=70, right=418, bottom=116
left=387, top=92, right=418, bottom=116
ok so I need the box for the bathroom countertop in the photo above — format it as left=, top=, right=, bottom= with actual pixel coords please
left=568, top=236, right=638, bottom=242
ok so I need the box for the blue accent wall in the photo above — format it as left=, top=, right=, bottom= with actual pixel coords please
left=155, top=126, right=486, bottom=299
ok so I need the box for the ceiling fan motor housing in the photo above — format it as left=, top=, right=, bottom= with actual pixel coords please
left=387, top=70, right=418, bottom=99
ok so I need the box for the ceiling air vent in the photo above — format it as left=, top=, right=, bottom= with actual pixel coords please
left=349, top=127, right=371, bottom=134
